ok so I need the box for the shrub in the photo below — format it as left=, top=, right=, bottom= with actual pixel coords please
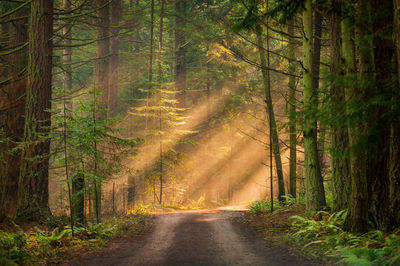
left=248, top=200, right=282, bottom=214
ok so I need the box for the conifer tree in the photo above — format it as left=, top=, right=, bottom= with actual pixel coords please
left=17, top=0, right=54, bottom=221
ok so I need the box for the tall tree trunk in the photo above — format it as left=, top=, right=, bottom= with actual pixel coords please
left=157, top=0, right=165, bottom=205
left=63, top=0, right=72, bottom=104
left=157, top=0, right=165, bottom=86
left=288, top=20, right=297, bottom=198
left=302, top=0, right=323, bottom=214
left=312, top=5, right=326, bottom=207
left=148, top=0, right=154, bottom=93
left=17, top=0, right=53, bottom=222
left=0, top=4, right=28, bottom=220
left=96, top=0, right=110, bottom=112
left=109, top=0, right=121, bottom=117
left=174, top=0, right=186, bottom=108
left=62, top=0, right=76, bottom=235
left=255, top=25, right=285, bottom=202
left=390, top=0, right=400, bottom=228
left=329, top=2, right=351, bottom=212
left=368, top=0, right=395, bottom=230
left=342, top=0, right=370, bottom=232
left=94, top=0, right=110, bottom=221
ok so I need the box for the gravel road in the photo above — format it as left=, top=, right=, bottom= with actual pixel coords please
left=66, top=208, right=315, bottom=266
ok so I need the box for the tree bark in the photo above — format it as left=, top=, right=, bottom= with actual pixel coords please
left=72, top=173, right=85, bottom=225
left=175, top=0, right=186, bottom=108
left=148, top=0, right=154, bottom=93
left=96, top=0, right=110, bottom=112
left=329, top=2, right=351, bottom=212
left=390, top=0, right=400, bottom=228
left=109, top=0, right=121, bottom=117
left=157, top=0, right=165, bottom=205
left=312, top=5, right=326, bottom=207
left=63, top=0, right=72, bottom=103
left=368, top=0, right=395, bottom=230
left=255, top=25, right=285, bottom=202
left=302, top=0, right=323, bottom=214
left=17, top=0, right=53, bottom=222
left=93, top=0, right=110, bottom=220
left=288, top=20, right=297, bottom=198
left=0, top=4, right=28, bottom=220
left=342, top=0, right=370, bottom=233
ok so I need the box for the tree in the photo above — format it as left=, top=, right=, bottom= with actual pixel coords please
left=302, top=0, right=324, bottom=214
left=367, top=0, right=395, bottom=230
left=93, top=0, right=110, bottom=219
left=287, top=19, right=297, bottom=198
left=342, top=0, right=369, bottom=233
left=17, top=0, right=54, bottom=221
left=157, top=0, right=165, bottom=204
left=175, top=0, right=187, bottom=108
left=329, top=1, right=351, bottom=212
left=0, top=2, right=28, bottom=220
left=390, top=0, right=400, bottom=228
left=255, top=23, right=285, bottom=202
left=109, top=0, right=122, bottom=117
left=96, top=0, right=110, bottom=112
left=312, top=3, right=326, bottom=208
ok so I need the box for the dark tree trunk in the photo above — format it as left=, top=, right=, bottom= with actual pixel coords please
left=157, top=0, right=165, bottom=205
left=288, top=20, right=297, bottom=198
left=390, top=0, right=400, bottom=228
left=109, top=0, right=121, bottom=117
left=0, top=4, right=28, bottom=220
left=344, top=0, right=375, bottom=233
left=255, top=25, right=285, bottom=201
left=63, top=0, right=72, bottom=102
left=17, top=0, right=53, bottom=222
left=312, top=5, right=326, bottom=208
left=157, top=0, right=165, bottom=86
left=329, top=2, right=351, bottom=212
left=174, top=0, right=186, bottom=108
left=72, top=173, right=85, bottom=225
left=368, top=0, right=395, bottom=230
left=96, top=0, right=110, bottom=112
left=148, top=0, right=154, bottom=93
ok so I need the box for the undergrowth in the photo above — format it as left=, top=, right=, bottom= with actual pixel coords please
left=248, top=195, right=298, bottom=214
left=247, top=197, right=400, bottom=265
left=290, top=211, right=400, bottom=265
left=0, top=212, right=149, bottom=265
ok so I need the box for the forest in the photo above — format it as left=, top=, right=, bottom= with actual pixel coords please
left=1, top=0, right=400, bottom=265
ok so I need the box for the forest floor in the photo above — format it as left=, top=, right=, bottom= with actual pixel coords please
left=58, top=207, right=325, bottom=266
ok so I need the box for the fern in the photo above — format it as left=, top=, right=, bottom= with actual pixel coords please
left=337, top=247, right=385, bottom=265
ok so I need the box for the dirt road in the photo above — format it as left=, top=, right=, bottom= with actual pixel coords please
left=66, top=209, right=315, bottom=266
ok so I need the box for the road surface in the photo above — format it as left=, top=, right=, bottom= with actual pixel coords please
left=66, top=208, right=316, bottom=266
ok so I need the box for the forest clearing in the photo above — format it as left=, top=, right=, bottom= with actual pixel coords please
left=1, top=0, right=400, bottom=265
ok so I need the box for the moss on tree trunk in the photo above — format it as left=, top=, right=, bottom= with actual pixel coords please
left=17, top=0, right=53, bottom=222
left=302, top=0, right=324, bottom=215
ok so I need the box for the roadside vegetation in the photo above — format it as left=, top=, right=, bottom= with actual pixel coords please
left=0, top=212, right=150, bottom=265
left=246, top=198, right=400, bottom=265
